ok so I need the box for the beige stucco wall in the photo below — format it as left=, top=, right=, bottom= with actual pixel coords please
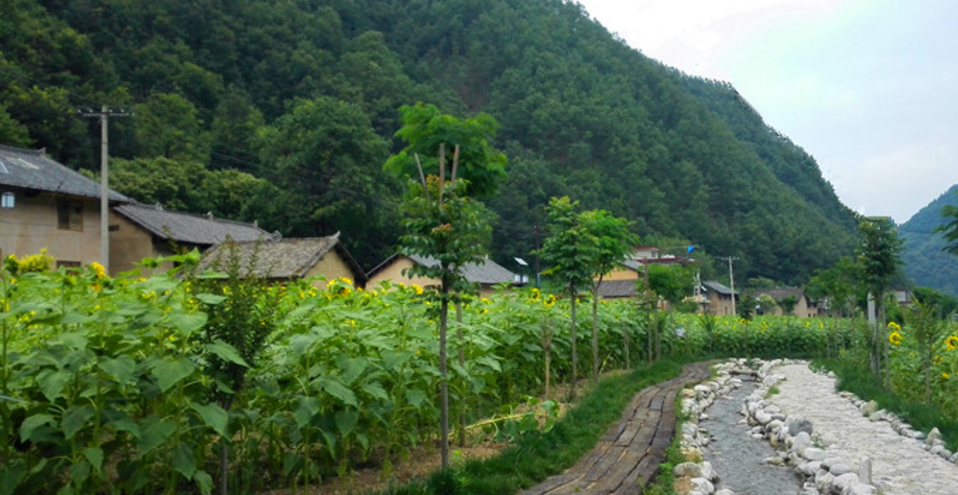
left=367, top=256, right=439, bottom=291
left=707, top=294, right=736, bottom=315
left=108, top=211, right=179, bottom=276
left=0, top=191, right=101, bottom=266
left=303, top=248, right=362, bottom=289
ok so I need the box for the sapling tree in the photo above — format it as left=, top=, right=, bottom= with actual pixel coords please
left=535, top=197, right=597, bottom=400
left=398, top=148, right=492, bottom=469
left=387, top=104, right=504, bottom=469
left=856, top=217, right=903, bottom=381
left=581, top=209, right=638, bottom=381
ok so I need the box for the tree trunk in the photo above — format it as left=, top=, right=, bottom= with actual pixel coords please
left=622, top=321, right=630, bottom=370
left=439, top=281, right=450, bottom=469
left=569, top=283, right=577, bottom=401
left=456, top=303, right=465, bottom=447
left=591, top=283, right=599, bottom=382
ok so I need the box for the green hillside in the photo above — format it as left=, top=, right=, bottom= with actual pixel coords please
left=0, top=0, right=858, bottom=281
left=900, top=184, right=958, bottom=298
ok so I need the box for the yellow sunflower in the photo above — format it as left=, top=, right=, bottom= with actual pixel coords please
left=889, top=331, right=903, bottom=345
left=887, top=321, right=901, bottom=332
left=946, top=335, right=958, bottom=351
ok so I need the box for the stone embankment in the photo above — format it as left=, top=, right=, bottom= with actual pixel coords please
left=678, top=359, right=958, bottom=495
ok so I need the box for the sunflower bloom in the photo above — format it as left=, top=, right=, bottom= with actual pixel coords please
left=889, top=331, right=903, bottom=345
left=946, top=336, right=958, bottom=351
left=887, top=321, right=901, bottom=332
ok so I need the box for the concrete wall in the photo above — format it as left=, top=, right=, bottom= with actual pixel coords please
left=304, top=248, right=363, bottom=289
left=707, top=293, right=736, bottom=315
left=0, top=191, right=101, bottom=266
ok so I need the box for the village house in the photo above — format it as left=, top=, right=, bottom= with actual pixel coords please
left=0, top=145, right=129, bottom=267
left=752, top=287, right=820, bottom=318
left=595, top=247, right=695, bottom=301
left=366, top=254, right=515, bottom=297
left=196, top=233, right=367, bottom=288
left=110, top=203, right=268, bottom=275
left=701, top=281, right=738, bottom=315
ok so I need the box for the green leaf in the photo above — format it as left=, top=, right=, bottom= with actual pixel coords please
left=334, top=410, right=359, bottom=438
left=193, top=470, right=213, bottom=495
left=108, top=415, right=141, bottom=439
left=20, top=413, right=55, bottom=442
left=152, top=357, right=196, bottom=392
left=83, top=447, right=104, bottom=473
left=171, top=443, right=196, bottom=480
left=335, top=355, right=367, bottom=385
left=138, top=417, right=176, bottom=454
left=316, top=377, right=358, bottom=407
left=360, top=381, right=389, bottom=401
left=195, top=293, right=227, bottom=305
left=36, top=369, right=71, bottom=402
left=190, top=403, right=229, bottom=436
left=205, top=340, right=249, bottom=368
left=98, top=355, right=136, bottom=383
left=0, top=463, right=25, bottom=495
left=68, top=460, right=90, bottom=485
left=293, top=396, right=320, bottom=428
left=61, top=404, right=95, bottom=440
left=168, top=311, right=207, bottom=334
left=405, top=388, right=427, bottom=408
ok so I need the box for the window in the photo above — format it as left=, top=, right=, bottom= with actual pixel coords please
left=1, top=192, right=13, bottom=208
left=57, top=199, right=83, bottom=231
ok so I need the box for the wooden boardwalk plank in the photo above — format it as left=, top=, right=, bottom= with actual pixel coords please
left=520, top=362, right=711, bottom=495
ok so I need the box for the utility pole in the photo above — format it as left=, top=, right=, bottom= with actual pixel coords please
left=718, top=256, right=740, bottom=315
left=79, top=106, right=131, bottom=273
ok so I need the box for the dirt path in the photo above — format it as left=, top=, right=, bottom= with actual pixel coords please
left=519, top=362, right=712, bottom=495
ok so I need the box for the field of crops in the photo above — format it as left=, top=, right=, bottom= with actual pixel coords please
left=0, top=257, right=927, bottom=495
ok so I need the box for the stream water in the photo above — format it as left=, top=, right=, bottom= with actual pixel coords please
left=701, top=379, right=804, bottom=495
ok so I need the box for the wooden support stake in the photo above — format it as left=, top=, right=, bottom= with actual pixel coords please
left=414, top=153, right=431, bottom=201
left=451, top=144, right=460, bottom=183
left=438, top=143, right=446, bottom=205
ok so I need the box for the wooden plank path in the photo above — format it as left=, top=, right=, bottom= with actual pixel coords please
left=519, top=362, right=712, bottom=495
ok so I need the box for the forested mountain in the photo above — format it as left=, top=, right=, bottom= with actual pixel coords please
left=900, top=184, right=958, bottom=298
left=0, top=0, right=859, bottom=282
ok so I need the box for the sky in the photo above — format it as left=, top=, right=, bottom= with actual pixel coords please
left=574, top=0, right=958, bottom=224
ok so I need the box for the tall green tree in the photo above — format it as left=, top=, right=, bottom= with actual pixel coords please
left=581, top=209, right=638, bottom=381
left=256, top=96, right=397, bottom=267
left=856, top=217, right=903, bottom=380
left=535, top=197, right=596, bottom=399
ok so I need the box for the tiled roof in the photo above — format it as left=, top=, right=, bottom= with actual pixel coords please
left=368, top=254, right=516, bottom=285
left=0, top=145, right=128, bottom=201
left=597, top=279, right=638, bottom=298
left=702, top=281, right=737, bottom=296
left=197, top=233, right=367, bottom=284
left=115, top=203, right=267, bottom=246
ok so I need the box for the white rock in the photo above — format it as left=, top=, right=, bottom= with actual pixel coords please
left=926, top=427, right=942, bottom=446
left=690, top=477, right=714, bottom=494
left=673, top=462, right=702, bottom=478
left=829, top=462, right=855, bottom=476
left=700, top=461, right=718, bottom=481
left=791, top=431, right=812, bottom=453
left=843, top=482, right=877, bottom=495
left=803, top=447, right=826, bottom=461
left=858, top=457, right=872, bottom=485
left=831, top=473, right=859, bottom=492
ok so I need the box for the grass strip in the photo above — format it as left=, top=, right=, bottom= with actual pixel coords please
left=812, top=358, right=958, bottom=451
left=378, top=358, right=693, bottom=495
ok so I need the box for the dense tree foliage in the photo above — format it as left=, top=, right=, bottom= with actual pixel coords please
left=900, top=184, right=958, bottom=298
left=1, top=0, right=858, bottom=278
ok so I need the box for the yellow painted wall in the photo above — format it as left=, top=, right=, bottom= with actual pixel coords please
left=601, top=266, right=639, bottom=281
left=303, top=248, right=361, bottom=289
left=367, top=256, right=439, bottom=291
left=0, top=192, right=101, bottom=266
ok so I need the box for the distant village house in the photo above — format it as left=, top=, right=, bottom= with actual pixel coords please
left=366, top=254, right=516, bottom=297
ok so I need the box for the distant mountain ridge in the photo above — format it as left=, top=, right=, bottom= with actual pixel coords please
left=900, top=184, right=958, bottom=298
